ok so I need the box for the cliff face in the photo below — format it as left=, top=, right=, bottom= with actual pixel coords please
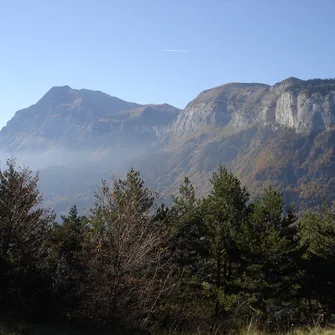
left=135, top=78, right=335, bottom=212
left=168, top=78, right=335, bottom=137
left=1, top=78, right=335, bottom=214
left=0, top=86, right=180, bottom=152
left=4, top=78, right=334, bottom=153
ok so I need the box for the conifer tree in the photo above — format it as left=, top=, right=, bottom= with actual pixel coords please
left=199, top=165, right=249, bottom=317
left=169, top=177, right=201, bottom=278
left=299, top=204, right=335, bottom=320
left=49, top=205, right=88, bottom=318
left=240, top=186, right=300, bottom=321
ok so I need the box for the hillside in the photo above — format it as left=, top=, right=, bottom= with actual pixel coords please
left=0, top=86, right=180, bottom=213
left=1, top=78, right=335, bottom=214
left=0, top=85, right=180, bottom=153
left=136, top=77, right=335, bottom=212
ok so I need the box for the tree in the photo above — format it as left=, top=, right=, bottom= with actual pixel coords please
left=240, top=186, right=300, bottom=325
left=157, top=177, right=206, bottom=330
left=199, top=165, right=249, bottom=317
left=169, top=177, right=201, bottom=279
left=48, top=205, right=89, bottom=318
left=0, top=158, right=53, bottom=314
left=299, top=203, right=335, bottom=322
left=86, top=168, right=171, bottom=326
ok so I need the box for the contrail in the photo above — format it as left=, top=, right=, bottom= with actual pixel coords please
left=164, top=49, right=191, bottom=53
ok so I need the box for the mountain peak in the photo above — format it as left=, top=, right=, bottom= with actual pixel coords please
left=201, top=81, right=269, bottom=95
left=50, top=84, right=72, bottom=90
left=38, top=85, right=77, bottom=107
left=169, top=76, right=335, bottom=137
left=0, top=85, right=180, bottom=152
left=281, top=76, right=302, bottom=83
left=274, top=77, right=304, bottom=89
left=45, top=85, right=73, bottom=95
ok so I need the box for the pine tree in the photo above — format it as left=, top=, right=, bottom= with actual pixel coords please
left=199, top=165, right=249, bottom=317
left=299, top=203, right=335, bottom=321
left=240, top=186, right=300, bottom=323
left=169, top=177, right=201, bottom=279
left=49, top=205, right=88, bottom=318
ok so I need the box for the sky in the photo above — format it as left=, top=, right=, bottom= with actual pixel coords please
left=0, top=0, right=335, bottom=129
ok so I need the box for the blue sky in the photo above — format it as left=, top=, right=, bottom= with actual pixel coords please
left=0, top=0, right=335, bottom=129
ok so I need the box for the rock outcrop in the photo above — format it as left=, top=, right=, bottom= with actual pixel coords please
left=2, top=77, right=335, bottom=214
left=168, top=78, right=335, bottom=137
left=0, top=86, right=180, bottom=152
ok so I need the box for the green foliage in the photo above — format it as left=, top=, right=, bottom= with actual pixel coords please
left=48, top=205, right=89, bottom=318
left=0, top=158, right=54, bottom=315
left=2, top=159, right=335, bottom=334
left=197, top=165, right=249, bottom=317
left=85, top=168, right=171, bottom=327
left=239, top=186, right=301, bottom=321
left=299, top=205, right=335, bottom=317
left=169, top=177, right=201, bottom=276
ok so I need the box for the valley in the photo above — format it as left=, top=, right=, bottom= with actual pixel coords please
left=1, top=77, right=335, bottom=215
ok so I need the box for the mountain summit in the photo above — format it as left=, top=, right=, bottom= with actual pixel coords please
left=1, top=78, right=335, bottom=214
left=0, top=87, right=180, bottom=152
left=168, top=78, right=335, bottom=137
left=135, top=77, right=335, bottom=212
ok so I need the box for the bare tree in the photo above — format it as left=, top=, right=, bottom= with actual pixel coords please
left=85, top=169, right=176, bottom=326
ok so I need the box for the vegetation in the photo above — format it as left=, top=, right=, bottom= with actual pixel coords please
left=2, top=158, right=335, bottom=334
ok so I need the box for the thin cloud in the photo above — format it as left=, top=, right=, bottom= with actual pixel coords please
left=164, top=49, right=191, bottom=53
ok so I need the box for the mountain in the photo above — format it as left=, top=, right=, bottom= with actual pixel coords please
left=0, top=86, right=180, bottom=214
left=136, top=77, right=335, bottom=212
left=1, top=78, right=335, bottom=215
left=0, top=85, right=180, bottom=153
left=168, top=77, right=335, bottom=137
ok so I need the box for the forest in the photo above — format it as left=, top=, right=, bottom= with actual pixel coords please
left=1, top=158, right=335, bottom=335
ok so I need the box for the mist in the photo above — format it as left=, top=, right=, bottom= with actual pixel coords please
left=0, top=143, right=150, bottom=217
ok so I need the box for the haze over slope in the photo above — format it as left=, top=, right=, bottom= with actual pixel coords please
left=138, top=77, right=335, bottom=211
left=1, top=77, right=335, bottom=214
left=0, top=85, right=179, bottom=151
left=0, top=86, right=180, bottom=213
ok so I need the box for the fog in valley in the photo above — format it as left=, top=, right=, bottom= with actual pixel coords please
left=0, top=144, right=150, bottom=216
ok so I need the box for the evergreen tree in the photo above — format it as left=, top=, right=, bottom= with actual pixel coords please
left=169, top=177, right=201, bottom=279
left=199, top=165, right=249, bottom=317
left=299, top=204, right=335, bottom=321
left=240, top=186, right=300, bottom=324
left=49, top=205, right=88, bottom=318
left=159, top=178, right=205, bottom=329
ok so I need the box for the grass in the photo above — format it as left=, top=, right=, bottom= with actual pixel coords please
left=2, top=323, right=335, bottom=335
left=151, top=327, right=335, bottom=335
left=237, top=327, right=335, bottom=335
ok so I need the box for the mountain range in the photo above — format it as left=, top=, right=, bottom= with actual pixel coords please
left=1, top=77, right=335, bottom=214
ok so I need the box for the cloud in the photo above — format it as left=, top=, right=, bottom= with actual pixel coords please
left=164, top=49, right=191, bottom=53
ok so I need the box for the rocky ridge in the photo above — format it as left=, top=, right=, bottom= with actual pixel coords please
left=168, top=77, right=335, bottom=138
left=1, top=77, right=335, bottom=214
left=0, top=86, right=180, bottom=152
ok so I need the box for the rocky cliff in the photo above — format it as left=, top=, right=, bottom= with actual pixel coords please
left=135, top=78, right=335, bottom=212
left=168, top=77, right=335, bottom=137
left=0, top=86, right=180, bottom=152
left=2, top=78, right=335, bottom=214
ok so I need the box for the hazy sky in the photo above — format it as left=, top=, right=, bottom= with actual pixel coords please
left=0, top=0, right=335, bottom=129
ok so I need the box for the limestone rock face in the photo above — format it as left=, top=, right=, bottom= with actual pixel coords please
left=168, top=83, right=270, bottom=135
left=2, top=78, right=335, bottom=215
left=168, top=78, right=335, bottom=137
